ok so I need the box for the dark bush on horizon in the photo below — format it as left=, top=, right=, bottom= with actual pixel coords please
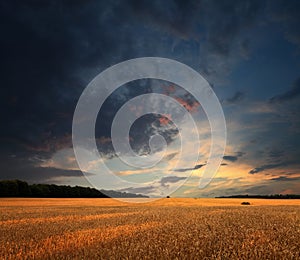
left=241, top=202, right=251, bottom=205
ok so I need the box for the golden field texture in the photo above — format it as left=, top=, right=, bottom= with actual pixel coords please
left=0, top=198, right=299, bottom=259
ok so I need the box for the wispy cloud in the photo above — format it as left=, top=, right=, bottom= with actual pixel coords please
left=249, top=162, right=287, bottom=174
left=223, top=152, right=244, bottom=162
left=160, top=176, right=187, bottom=187
left=223, top=156, right=238, bottom=162
left=225, top=91, right=245, bottom=104
left=269, top=77, right=300, bottom=103
left=173, top=164, right=205, bottom=173
left=119, top=185, right=157, bottom=195
left=270, top=176, right=300, bottom=182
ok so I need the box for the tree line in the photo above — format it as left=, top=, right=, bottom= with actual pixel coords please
left=0, top=180, right=147, bottom=198
left=216, top=194, right=300, bottom=199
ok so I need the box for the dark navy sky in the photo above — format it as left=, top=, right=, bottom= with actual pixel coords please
left=1, top=0, right=299, bottom=196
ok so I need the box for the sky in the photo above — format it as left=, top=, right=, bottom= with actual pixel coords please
left=1, top=0, right=300, bottom=197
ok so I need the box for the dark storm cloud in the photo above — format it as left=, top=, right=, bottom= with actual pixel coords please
left=269, top=77, right=300, bottom=103
left=1, top=1, right=162, bottom=142
left=0, top=1, right=109, bottom=147
left=129, top=0, right=200, bottom=39
left=173, top=164, right=205, bottom=173
left=2, top=0, right=300, bottom=189
left=0, top=1, right=181, bottom=165
left=0, top=153, right=88, bottom=183
left=160, top=176, right=186, bottom=187
left=268, top=0, right=300, bottom=48
left=206, top=9, right=256, bottom=56
left=121, top=0, right=263, bottom=80
left=25, top=134, right=72, bottom=154
left=197, top=0, right=262, bottom=78
left=0, top=0, right=263, bottom=146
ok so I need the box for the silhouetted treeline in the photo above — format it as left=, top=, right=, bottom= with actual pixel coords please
left=0, top=180, right=148, bottom=198
left=216, top=194, right=300, bottom=199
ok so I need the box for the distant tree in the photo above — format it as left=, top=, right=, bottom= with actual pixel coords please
left=217, top=194, right=300, bottom=199
left=0, top=180, right=30, bottom=197
left=16, top=180, right=31, bottom=196
left=30, top=184, right=50, bottom=197
left=0, top=180, right=148, bottom=198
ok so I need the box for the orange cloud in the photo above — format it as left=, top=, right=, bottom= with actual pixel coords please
left=158, top=114, right=172, bottom=125
left=163, top=85, right=176, bottom=95
left=25, top=134, right=72, bottom=153
left=175, top=97, right=200, bottom=112
left=97, top=136, right=111, bottom=144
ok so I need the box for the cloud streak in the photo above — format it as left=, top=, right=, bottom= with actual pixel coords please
left=249, top=163, right=286, bottom=174
left=160, top=176, right=187, bottom=187
left=223, top=152, right=244, bottom=162
left=269, top=77, right=300, bottom=103
left=225, top=91, right=245, bottom=104
left=173, top=164, right=205, bottom=173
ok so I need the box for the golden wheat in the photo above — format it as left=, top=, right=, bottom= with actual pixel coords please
left=0, top=198, right=299, bottom=259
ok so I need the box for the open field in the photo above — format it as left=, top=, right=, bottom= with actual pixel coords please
left=0, top=198, right=300, bottom=259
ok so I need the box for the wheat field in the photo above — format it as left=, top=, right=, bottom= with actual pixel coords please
left=0, top=198, right=299, bottom=259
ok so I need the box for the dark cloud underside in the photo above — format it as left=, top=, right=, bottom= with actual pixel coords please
left=1, top=0, right=300, bottom=196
